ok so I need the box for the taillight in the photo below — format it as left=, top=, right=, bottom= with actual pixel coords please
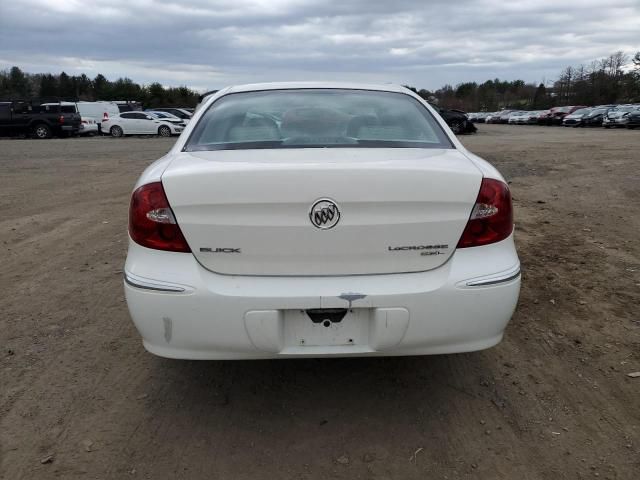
left=129, top=182, right=191, bottom=252
left=457, top=178, right=513, bottom=248
left=59, top=115, right=65, bottom=124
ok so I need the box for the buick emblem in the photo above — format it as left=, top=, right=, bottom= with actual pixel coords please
left=309, top=198, right=340, bottom=229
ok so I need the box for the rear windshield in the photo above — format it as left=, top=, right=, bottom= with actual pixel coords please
left=184, top=89, right=453, bottom=151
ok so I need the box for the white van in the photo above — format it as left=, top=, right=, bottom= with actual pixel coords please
left=76, top=101, right=120, bottom=133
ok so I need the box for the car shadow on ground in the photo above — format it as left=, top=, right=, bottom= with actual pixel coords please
left=121, top=352, right=510, bottom=474
left=152, top=352, right=492, bottom=409
left=146, top=354, right=496, bottom=430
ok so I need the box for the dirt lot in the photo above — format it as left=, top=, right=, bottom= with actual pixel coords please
left=1, top=125, right=639, bottom=479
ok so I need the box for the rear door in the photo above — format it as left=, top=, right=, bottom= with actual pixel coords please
left=119, top=112, right=139, bottom=133
left=0, top=103, right=12, bottom=133
left=11, top=102, right=32, bottom=131
left=136, top=113, right=157, bottom=134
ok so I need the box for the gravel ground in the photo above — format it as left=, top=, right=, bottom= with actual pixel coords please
left=1, top=125, right=639, bottom=479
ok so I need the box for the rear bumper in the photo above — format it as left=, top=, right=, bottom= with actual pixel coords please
left=124, top=235, right=520, bottom=359
left=79, top=124, right=99, bottom=134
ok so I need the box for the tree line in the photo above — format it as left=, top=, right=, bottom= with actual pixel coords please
left=406, top=51, right=640, bottom=111
left=0, top=69, right=200, bottom=108
left=1, top=50, right=639, bottom=110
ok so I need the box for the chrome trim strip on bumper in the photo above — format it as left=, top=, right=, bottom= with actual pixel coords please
left=465, top=266, right=521, bottom=287
left=124, top=272, right=187, bottom=293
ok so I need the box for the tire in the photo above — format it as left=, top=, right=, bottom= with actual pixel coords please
left=158, top=125, right=172, bottom=137
left=449, top=120, right=463, bottom=134
left=110, top=126, right=123, bottom=137
left=32, top=123, right=52, bottom=139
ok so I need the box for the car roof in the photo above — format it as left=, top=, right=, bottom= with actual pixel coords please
left=224, top=82, right=409, bottom=94
left=41, top=101, right=76, bottom=106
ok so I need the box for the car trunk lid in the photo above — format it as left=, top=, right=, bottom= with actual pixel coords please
left=161, top=148, right=482, bottom=276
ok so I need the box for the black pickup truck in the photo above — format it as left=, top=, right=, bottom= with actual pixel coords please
left=0, top=101, right=81, bottom=138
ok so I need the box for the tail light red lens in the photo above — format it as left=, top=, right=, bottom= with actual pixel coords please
left=59, top=115, right=65, bottom=124
left=457, top=178, right=513, bottom=248
left=129, top=182, right=191, bottom=253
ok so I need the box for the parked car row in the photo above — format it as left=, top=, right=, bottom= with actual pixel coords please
left=468, top=104, right=640, bottom=128
left=0, top=99, right=195, bottom=138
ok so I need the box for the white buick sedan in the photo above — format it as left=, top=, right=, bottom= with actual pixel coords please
left=124, top=82, right=520, bottom=360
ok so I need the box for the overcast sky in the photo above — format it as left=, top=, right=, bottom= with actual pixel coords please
left=0, top=0, right=638, bottom=92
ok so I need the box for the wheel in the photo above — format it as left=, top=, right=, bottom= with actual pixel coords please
left=449, top=120, right=463, bottom=134
left=32, top=123, right=52, bottom=139
left=158, top=125, right=172, bottom=137
left=110, top=126, right=123, bottom=137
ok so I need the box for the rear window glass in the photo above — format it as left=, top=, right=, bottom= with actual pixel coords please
left=36, top=104, right=76, bottom=113
left=185, top=89, right=453, bottom=151
left=37, top=104, right=58, bottom=113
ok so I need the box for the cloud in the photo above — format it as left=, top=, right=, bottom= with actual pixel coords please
left=0, top=0, right=638, bottom=90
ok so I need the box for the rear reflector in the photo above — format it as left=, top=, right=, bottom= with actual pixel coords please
left=457, top=178, right=513, bottom=248
left=129, top=182, right=191, bottom=252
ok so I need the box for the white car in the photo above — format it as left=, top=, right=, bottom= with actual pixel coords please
left=124, top=82, right=520, bottom=360
left=507, top=112, right=527, bottom=124
left=102, top=112, right=184, bottom=137
left=79, top=116, right=99, bottom=135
